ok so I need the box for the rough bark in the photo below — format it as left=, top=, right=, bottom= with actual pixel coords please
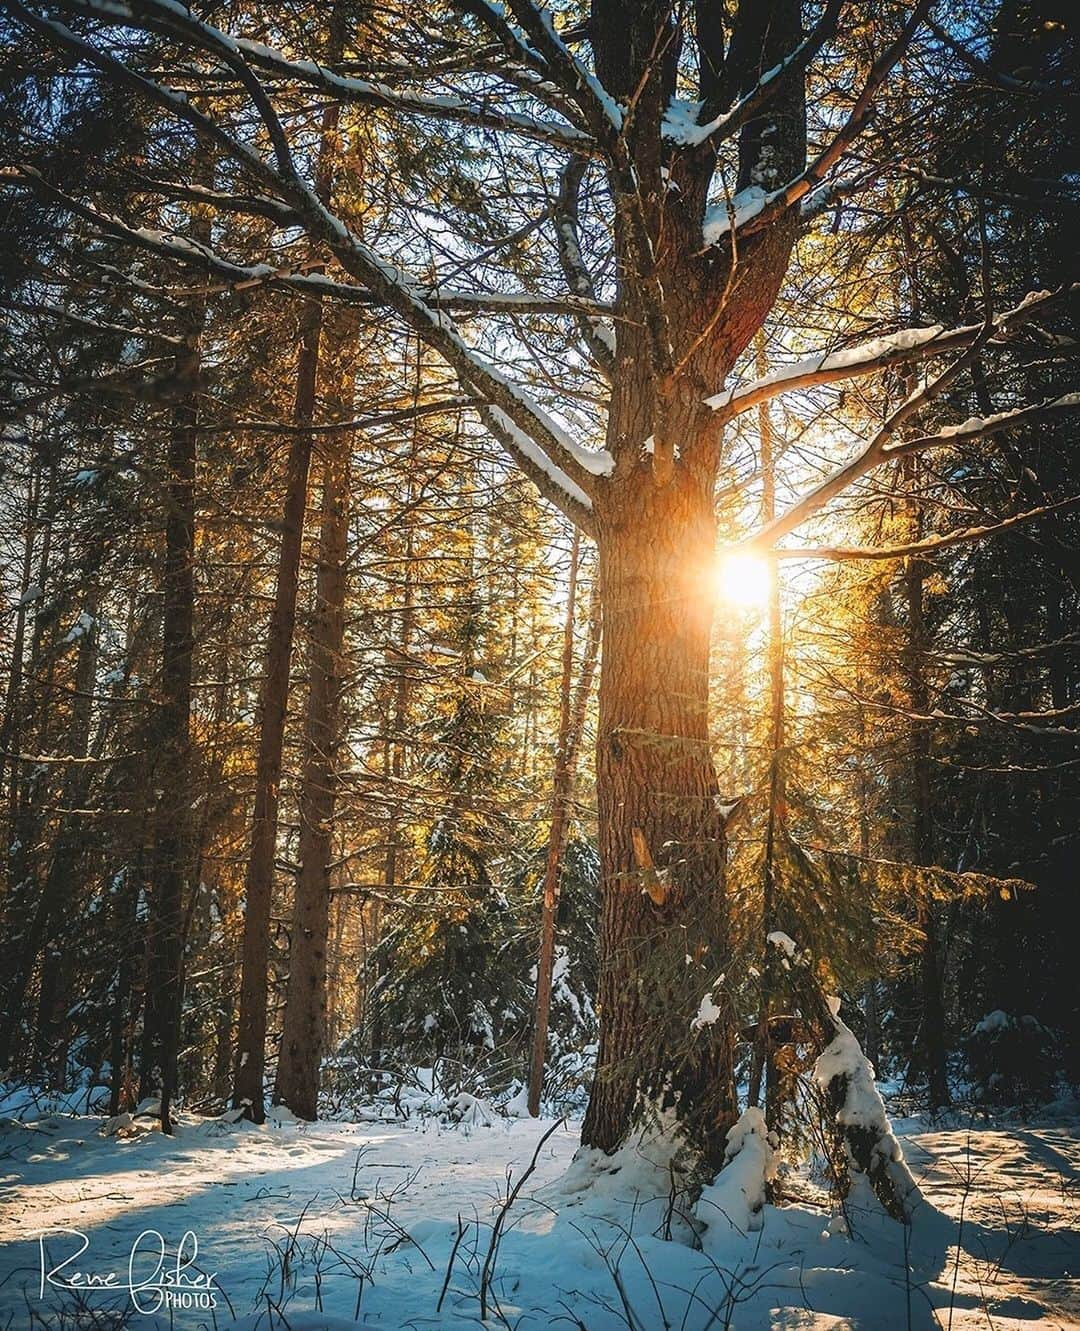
left=583, top=466, right=736, bottom=1169
left=274, top=311, right=356, bottom=1119
left=231, top=300, right=320, bottom=1121
left=232, top=51, right=343, bottom=1119
left=139, top=168, right=209, bottom=1131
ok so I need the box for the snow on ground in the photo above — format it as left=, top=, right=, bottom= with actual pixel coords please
left=0, top=1105, right=1077, bottom=1330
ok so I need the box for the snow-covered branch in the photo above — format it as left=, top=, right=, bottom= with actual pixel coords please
left=700, top=0, right=932, bottom=248
left=500, top=0, right=624, bottom=144
left=663, top=0, right=843, bottom=149
left=3, top=297, right=185, bottom=348
left=708, top=284, right=1079, bottom=422
left=233, top=37, right=597, bottom=154
left=746, top=390, right=1080, bottom=553
left=4, top=10, right=615, bottom=526
left=477, top=405, right=597, bottom=535
left=65, top=0, right=597, bottom=154
left=554, top=157, right=615, bottom=379
left=777, top=495, right=1080, bottom=562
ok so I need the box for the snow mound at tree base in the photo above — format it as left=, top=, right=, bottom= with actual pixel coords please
left=543, top=1107, right=702, bottom=1241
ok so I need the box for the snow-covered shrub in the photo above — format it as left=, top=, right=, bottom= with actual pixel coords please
left=812, top=997, right=920, bottom=1222
left=320, top=1053, right=511, bottom=1124
left=0, top=1075, right=111, bottom=1120
left=965, top=1010, right=1057, bottom=1106
left=698, top=1106, right=777, bottom=1240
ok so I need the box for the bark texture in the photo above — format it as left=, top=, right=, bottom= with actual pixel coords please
left=233, top=55, right=343, bottom=1119
left=584, top=467, right=734, bottom=1168
left=274, top=311, right=356, bottom=1119
left=578, top=0, right=806, bottom=1167
left=232, top=299, right=320, bottom=1120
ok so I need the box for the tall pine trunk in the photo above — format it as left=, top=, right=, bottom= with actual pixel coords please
left=0, top=458, right=59, bottom=1073
left=274, top=313, right=356, bottom=1119
left=138, top=154, right=212, bottom=1129
left=748, top=339, right=787, bottom=1127
left=368, top=463, right=418, bottom=1067
left=34, top=588, right=100, bottom=1076
left=0, top=464, right=39, bottom=801
left=232, top=41, right=343, bottom=1116
left=232, top=300, right=320, bottom=1120
left=528, top=531, right=600, bottom=1116
left=904, top=539, right=950, bottom=1112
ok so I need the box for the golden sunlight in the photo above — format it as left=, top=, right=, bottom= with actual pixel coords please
left=716, top=551, right=772, bottom=610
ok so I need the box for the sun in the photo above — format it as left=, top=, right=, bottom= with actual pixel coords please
left=716, top=551, right=772, bottom=610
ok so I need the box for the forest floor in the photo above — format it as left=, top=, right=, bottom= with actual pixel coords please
left=0, top=1099, right=1077, bottom=1331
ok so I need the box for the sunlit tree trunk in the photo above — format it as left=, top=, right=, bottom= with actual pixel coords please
left=584, top=468, right=735, bottom=1165
left=528, top=532, right=600, bottom=1115
left=274, top=312, right=356, bottom=1119
left=748, top=338, right=787, bottom=1128
left=232, top=301, right=320, bottom=1121
left=579, top=0, right=806, bottom=1168
left=233, top=66, right=342, bottom=1121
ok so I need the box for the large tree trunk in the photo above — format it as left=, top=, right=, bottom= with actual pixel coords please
left=577, top=0, right=805, bottom=1172
left=274, top=313, right=355, bottom=1120
left=232, top=30, right=343, bottom=1118
left=583, top=467, right=735, bottom=1170
left=139, top=169, right=209, bottom=1131
left=231, top=300, right=320, bottom=1121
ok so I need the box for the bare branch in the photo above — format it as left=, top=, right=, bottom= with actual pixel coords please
left=746, top=390, right=1080, bottom=553
left=663, top=0, right=843, bottom=148
left=778, top=495, right=1080, bottom=562
left=553, top=157, right=615, bottom=379
left=708, top=284, right=1079, bottom=423
left=702, top=0, right=932, bottom=246
left=502, top=0, right=623, bottom=144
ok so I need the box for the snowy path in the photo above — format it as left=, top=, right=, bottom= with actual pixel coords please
left=1, top=1109, right=1076, bottom=1329
left=901, top=1118, right=1080, bottom=1329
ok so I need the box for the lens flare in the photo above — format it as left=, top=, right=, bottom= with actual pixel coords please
left=717, top=552, right=772, bottom=609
